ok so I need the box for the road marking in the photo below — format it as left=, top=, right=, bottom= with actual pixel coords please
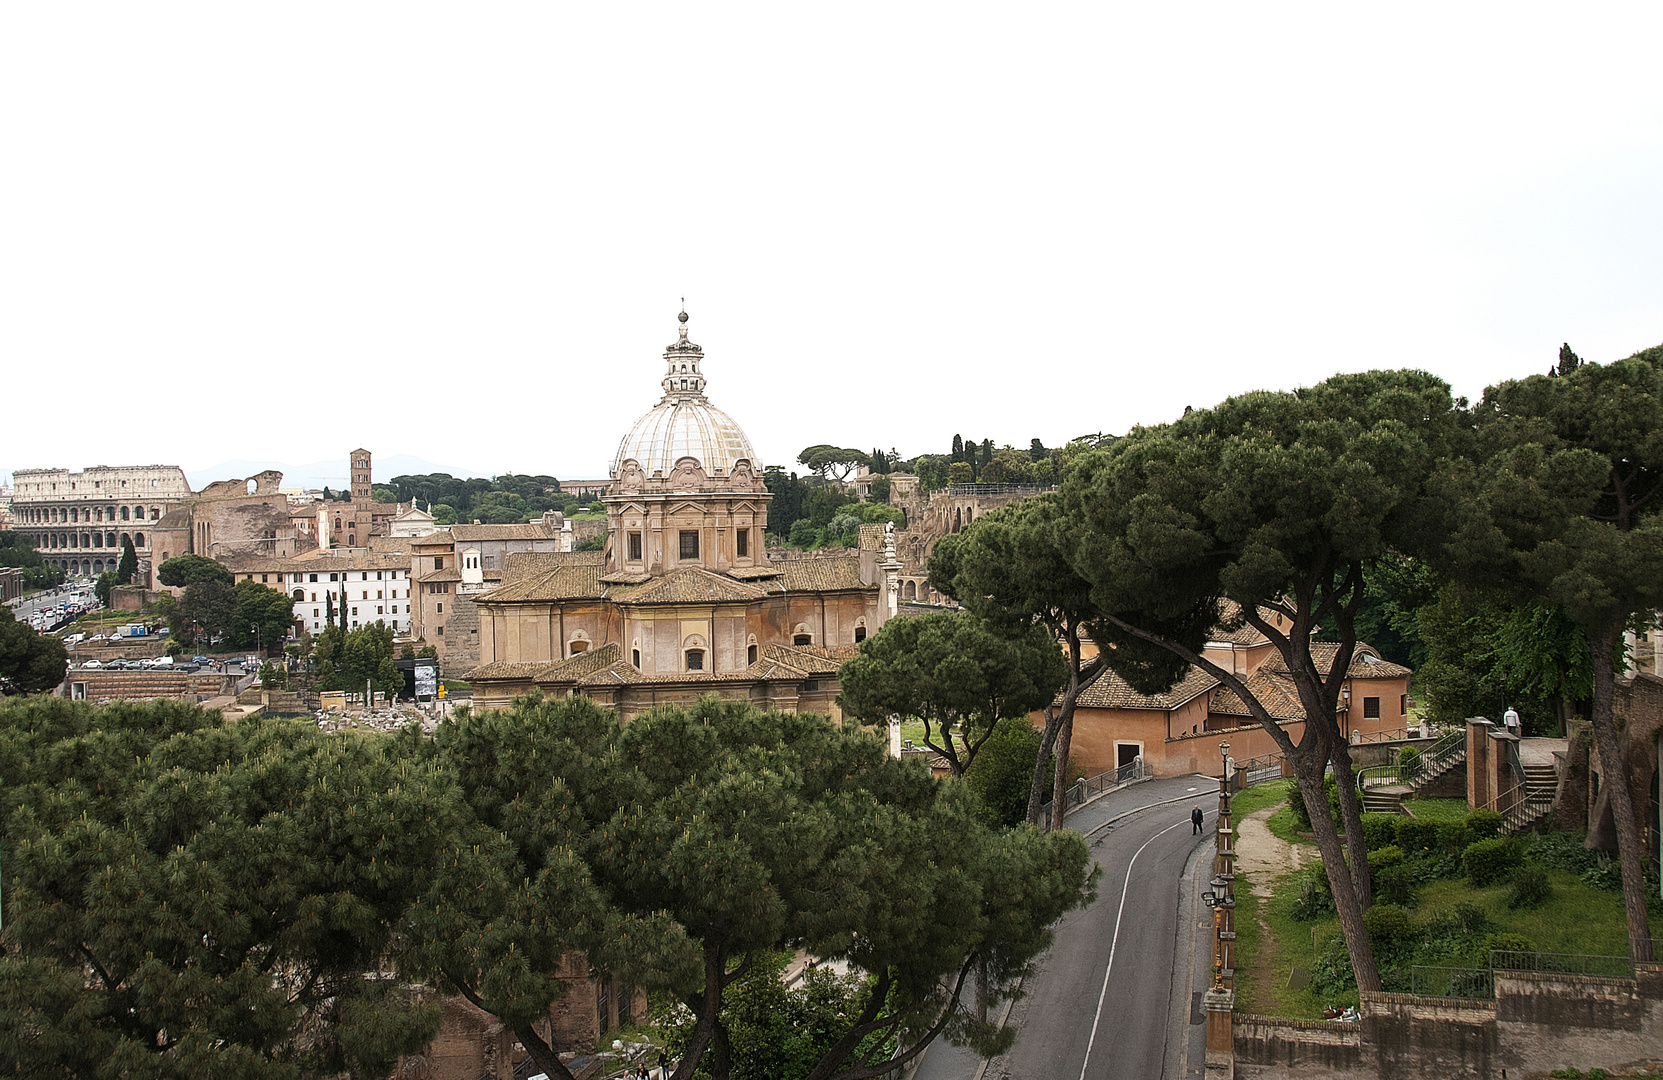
left=1077, top=812, right=1200, bottom=1080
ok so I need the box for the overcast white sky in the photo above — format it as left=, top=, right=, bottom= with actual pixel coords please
left=3, top=4, right=1661, bottom=487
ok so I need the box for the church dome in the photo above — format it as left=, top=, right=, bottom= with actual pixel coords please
left=610, top=310, right=760, bottom=478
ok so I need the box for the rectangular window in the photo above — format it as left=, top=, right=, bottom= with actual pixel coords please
left=260, top=574, right=268, bottom=583
left=434, top=557, right=444, bottom=570
left=679, top=530, right=698, bottom=559
left=309, top=574, right=318, bottom=582
left=1400, top=694, right=1407, bottom=715
left=736, top=528, right=749, bottom=558
left=313, top=608, right=319, bottom=617
left=377, top=606, right=384, bottom=615
left=436, top=603, right=443, bottom=614
left=436, top=625, right=444, bottom=636
left=628, top=531, right=642, bottom=561
left=352, top=607, right=358, bottom=617
left=1363, top=696, right=1380, bottom=719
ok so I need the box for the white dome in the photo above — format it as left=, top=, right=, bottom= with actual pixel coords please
left=610, top=310, right=760, bottom=478
left=612, top=398, right=758, bottom=478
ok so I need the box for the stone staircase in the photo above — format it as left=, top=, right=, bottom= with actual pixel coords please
left=1503, top=763, right=1559, bottom=834
left=1362, top=787, right=1408, bottom=814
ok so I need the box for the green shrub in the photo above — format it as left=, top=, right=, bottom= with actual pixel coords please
left=1363, top=903, right=1416, bottom=957
left=1397, top=745, right=1424, bottom=781
left=1290, top=862, right=1335, bottom=922
left=1437, top=820, right=1476, bottom=856
left=1467, top=931, right=1536, bottom=969
left=1464, top=836, right=1524, bottom=886
left=1396, top=817, right=1443, bottom=855
left=1289, top=775, right=1341, bottom=832
left=1466, top=808, right=1504, bottom=840
left=1368, top=847, right=1417, bottom=906
left=1360, top=813, right=1399, bottom=850
left=1506, top=862, right=1552, bottom=909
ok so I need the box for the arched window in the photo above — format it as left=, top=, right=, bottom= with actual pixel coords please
left=793, top=634, right=812, bottom=646
left=292, top=589, right=305, bottom=602
left=854, top=624, right=867, bottom=643
left=120, top=506, right=129, bottom=521
left=134, top=533, right=144, bottom=547
left=632, top=648, right=641, bottom=668
left=748, top=643, right=757, bottom=664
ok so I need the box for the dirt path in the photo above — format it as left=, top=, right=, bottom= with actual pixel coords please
left=1234, top=805, right=1305, bottom=896
left=1232, top=805, right=1308, bottom=1012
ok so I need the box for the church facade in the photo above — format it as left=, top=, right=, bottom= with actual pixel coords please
left=464, top=311, right=902, bottom=716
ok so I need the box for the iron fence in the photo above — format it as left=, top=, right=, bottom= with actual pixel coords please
left=1038, top=756, right=1148, bottom=819
left=1411, top=966, right=1494, bottom=998
left=1490, top=950, right=1635, bottom=978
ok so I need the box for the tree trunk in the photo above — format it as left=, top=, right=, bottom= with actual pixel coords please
left=1027, top=703, right=1063, bottom=828
left=1293, top=758, right=1381, bottom=992
left=1328, top=743, right=1373, bottom=909
left=1587, top=626, right=1655, bottom=962
left=669, top=944, right=730, bottom=1080
left=1050, top=709, right=1075, bottom=833
left=514, top=1025, right=581, bottom=1080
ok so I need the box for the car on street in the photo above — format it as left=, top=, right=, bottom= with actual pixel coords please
left=81, top=660, right=102, bottom=669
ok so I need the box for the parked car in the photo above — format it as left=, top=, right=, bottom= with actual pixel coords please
left=81, top=660, right=102, bottom=669
left=190, top=656, right=211, bottom=665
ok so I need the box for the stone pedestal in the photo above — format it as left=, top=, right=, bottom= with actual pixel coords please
left=1204, top=987, right=1235, bottom=1076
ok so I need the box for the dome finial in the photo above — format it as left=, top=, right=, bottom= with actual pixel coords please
left=678, top=300, right=689, bottom=341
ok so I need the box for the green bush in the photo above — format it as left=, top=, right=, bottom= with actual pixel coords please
left=1437, top=820, right=1476, bottom=856
left=1362, top=903, right=1416, bottom=958
left=1290, top=862, right=1335, bottom=922
left=1466, top=931, right=1536, bottom=969
left=1464, top=836, right=1524, bottom=887
left=1466, top=808, right=1504, bottom=840
left=1506, top=862, right=1552, bottom=909
left=1397, top=745, right=1424, bottom=781
left=1395, top=817, right=1443, bottom=855
left=1368, top=846, right=1418, bottom=907
left=1288, top=775, right=1341, bottom=832
left=1360, top=813, right=1399, bottom=850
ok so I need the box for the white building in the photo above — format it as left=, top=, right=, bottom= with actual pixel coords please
left=230, top=552, right=414, bottom=636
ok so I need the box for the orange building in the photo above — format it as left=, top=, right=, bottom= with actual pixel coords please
left=1050, top=618, right=1413, bottom=779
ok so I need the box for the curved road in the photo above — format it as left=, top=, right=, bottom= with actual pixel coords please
left=915, top=775, right=1222, bottom=1080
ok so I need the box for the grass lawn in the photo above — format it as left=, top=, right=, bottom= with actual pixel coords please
left=1400, top=797, right=1470, bottom=821
left=1231, top=778, right=1662, bottom=1019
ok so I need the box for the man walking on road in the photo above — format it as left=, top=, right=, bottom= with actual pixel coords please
left=1191, top=805, right=1205, bottom=834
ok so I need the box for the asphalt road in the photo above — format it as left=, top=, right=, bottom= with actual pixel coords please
left=914, top=775, right=1222, bottom=1080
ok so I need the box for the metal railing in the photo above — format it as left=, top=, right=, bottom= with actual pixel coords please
left=1038, top=756, right=1148, bottom=819
left=1356, top=728, right=1466, bottom=790
left=1411, top=966, right=1494, bottom=999
left=1490, top=950, right=1635, bottom=978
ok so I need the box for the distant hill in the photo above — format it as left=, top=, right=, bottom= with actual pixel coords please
left=186, top=454, right=494, bottom=492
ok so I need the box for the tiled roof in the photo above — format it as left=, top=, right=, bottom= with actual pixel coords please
left=747, top=642, right=854, bottom=678
left=1072, top=665, right=1218, bottom=711
left=1208, top=669, right=1307, bottom=721
left=419, top=568, right=462, bottom=583
left=478, top=552, right=872, bottom=604
left=479, top=555, right=607, bottom=602
left=462, top=660, right=556, bottom=681
left=226, top=552, right=412, bottom=574
left=773, top=556, right=870, bottom=592
left=726, top=565, right=781, bottom=580
left=1210, top=601, right=1285, bottom=644
left=609, top=568, right=769, bottom=604
left=1262, top=641, right=1412, bottom=679
left=450, top=522, right=558, bottom=542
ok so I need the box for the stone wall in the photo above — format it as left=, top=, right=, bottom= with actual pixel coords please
left=1233, top=967, right=1663, bottom=1080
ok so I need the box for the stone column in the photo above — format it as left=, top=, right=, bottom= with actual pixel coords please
left=1466, top=717, right=1493, bottom=810
left=1204, top=987, right=1235, bottom=1075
